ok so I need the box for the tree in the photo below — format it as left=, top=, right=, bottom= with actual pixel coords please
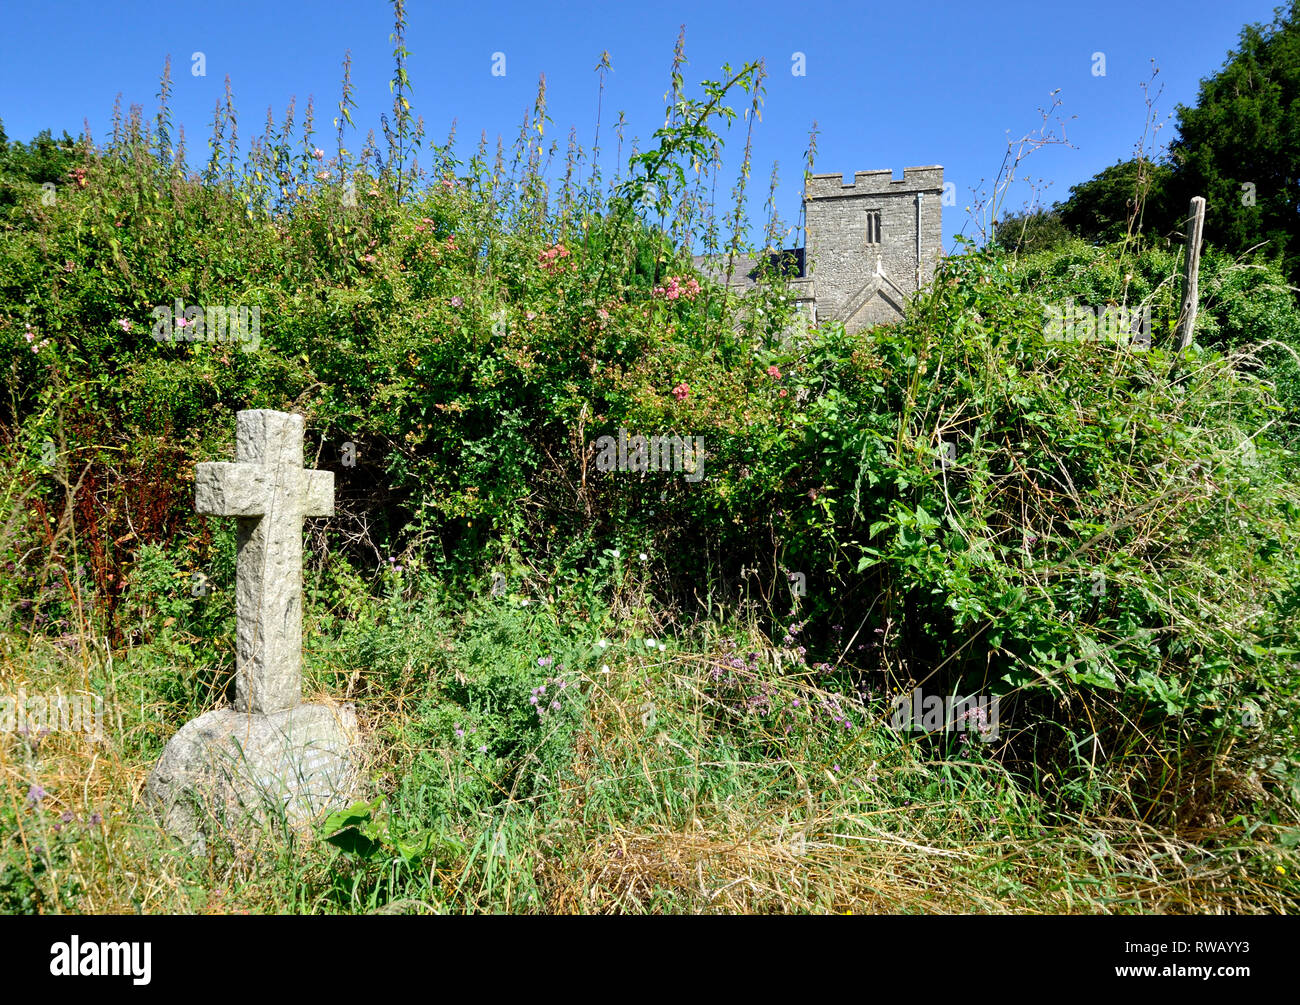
left=1169, top=1, right=1300, bottom=281
left=1056, top=158, right=1175, bottom=245
left=992, top=208, right=1074, bottom=254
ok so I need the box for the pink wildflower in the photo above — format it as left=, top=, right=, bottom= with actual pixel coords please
left=652, top=276, right=701, bottom=301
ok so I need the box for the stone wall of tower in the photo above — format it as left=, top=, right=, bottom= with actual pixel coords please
left=803, top=166, right=943, bottom=330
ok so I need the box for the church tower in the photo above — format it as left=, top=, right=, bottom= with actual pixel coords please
left=801, top=166, right=943, bottom=330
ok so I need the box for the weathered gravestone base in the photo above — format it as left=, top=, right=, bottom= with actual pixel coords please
left=148, top=703, right=359, bottom=852
left=146, top=409, right=360, bottom=851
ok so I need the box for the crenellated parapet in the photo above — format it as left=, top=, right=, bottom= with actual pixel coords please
left=803, top=166, right=944, bottom=199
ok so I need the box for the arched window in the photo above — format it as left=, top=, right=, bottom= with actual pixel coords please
left=865, top=209, right=882, bottom=245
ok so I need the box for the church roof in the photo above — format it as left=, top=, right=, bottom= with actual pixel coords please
left=691, top=247, right=805, bottom=290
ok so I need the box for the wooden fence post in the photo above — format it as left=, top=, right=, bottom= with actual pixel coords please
left=1175, top=196, right=1206, bottom=354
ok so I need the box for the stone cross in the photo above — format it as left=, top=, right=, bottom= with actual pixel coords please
left=194, top=410, right=333, bottom=714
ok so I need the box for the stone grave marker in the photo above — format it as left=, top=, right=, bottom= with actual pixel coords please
left=147, top=409, right=359, bottom=850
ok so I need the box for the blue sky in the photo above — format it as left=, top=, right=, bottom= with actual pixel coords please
left=0, top=0, right=1282, bottom=250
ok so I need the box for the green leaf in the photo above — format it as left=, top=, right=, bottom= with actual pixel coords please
left=321, top=797, right=381, bottom=834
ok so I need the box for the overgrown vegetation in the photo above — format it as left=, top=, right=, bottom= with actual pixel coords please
left=2, top=9, right=1299, bottom=914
